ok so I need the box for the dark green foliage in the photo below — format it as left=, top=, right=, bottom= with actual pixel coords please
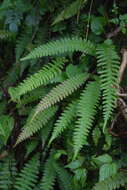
left=0, top=157, right=17, bottom=189
left=1, top=0, right=127, bottom=189
left=14, top=154, right=40, bottom=190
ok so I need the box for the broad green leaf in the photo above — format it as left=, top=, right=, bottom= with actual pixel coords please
left=99, top=163, right=118, bottom=181
left=91, top=17, right=107, bottom=35
left=93, top=154, right=112, bottom=166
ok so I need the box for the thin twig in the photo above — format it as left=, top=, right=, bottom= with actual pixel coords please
left=85, top=0, right=94, bottom=40
left=119, top=49, right=127, bottom=83
left=117, top=92, right=127, bottom=97
left=118, top=98, right=127, bottom=121
left=109, top=112, right=119, bottom=137
left=106, top=27, right=120, bottom=39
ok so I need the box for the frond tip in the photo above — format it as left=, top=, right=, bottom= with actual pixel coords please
left=15, top=106, right=57, bottom=145
left=49, top=100, right=77, bottom=145
left=9, top=58, right=66, bottom=101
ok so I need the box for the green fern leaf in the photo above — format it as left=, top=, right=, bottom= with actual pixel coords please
left=49, top=100, right=78, bottom=145
left=96, top=40, right=120, bottom=130
left=9, top=58, right=65, bottom=101
left=54, top=162, right=73, bottom=190
left=52, top=0, right=87, bottom=25
left=0, top=157, right=17, bottom=189
left=93, top=172, right=127, bottom=190
left=73, top=80, right=100, bottom=157
left=40, top=154, right=56, bottom=190
left=15, top=106, right=57, bottom=145
left=15, top=28, right=32, bottom=61
left=33, top=73, right=88, bottom=118
left=14, top=154, right=40, bottom=190
left=20, top=37, right=95, bottom=61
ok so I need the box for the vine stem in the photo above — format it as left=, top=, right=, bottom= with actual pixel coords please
left=85, top=0, right=94, bottom=40
left=119, top=49, right=127, bottom=83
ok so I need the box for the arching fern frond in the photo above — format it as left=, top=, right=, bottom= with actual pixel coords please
left=93, top=172, right=127, bottom=190
left=14, top=154, right=40, bottom=190
left=49, top=100, right=77, bottom=145
left=20, top=37, right=95, bottom=61
left=33, top=73, right=88, bottom=118
left=96, top=40, right=120, bottom=131
left=73, top=80, right=100, bottom=158
left=15, top=106, right=57, bottom=145
left=9, top=58, right=66, bottom=101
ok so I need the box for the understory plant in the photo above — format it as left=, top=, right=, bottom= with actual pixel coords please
left=0, top=0, right=127, bottom=189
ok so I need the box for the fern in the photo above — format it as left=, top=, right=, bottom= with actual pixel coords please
left=49, top=100, right=77, bottom=145
left=33, top=73, right=88, bottom=118
left=93, top=172, right=127, bottom=190
left=73, top=80, right=100, bottom=157
left=40, top=154, right=56, bottom=190
left=15, top=28, right=32, bottom=61
left=15, top=106, right=57, bottom=145
left=54, top=162, right=72, bottom=190
left=0, top=157, right=17, bottom=189
left=52, top=0, right=87, bottom=25
left=9, top=58, right=66, bottom=101
left=20, top=37, right=95, bottom=61
left=14, top=154, right=40, bottom=190
left=96, top=40, right=120, bottom=131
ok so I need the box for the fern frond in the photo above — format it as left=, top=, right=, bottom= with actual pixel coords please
left=15, top=28, right=32, bottom=61
left=33, top=73, right=88, bottom=118
left=14, top=154, right=40, bottom=190
left=49, top=100, right=77, bottom=145
left=0, top=157, right=17, bottom=189
left=15, top=106, right=57, bottom=145
left=9, top=58, right=65, bottom=101
left=20, top=37, right=95, bottom=61
left=96, top=40, right=120, bottom=130
left=54, top=162, right=73, bottom=190
left=52, top=0, right=87, bottom=25
left=73, top=80, right=100, bottom=157
left=40, top=154, right=56, bottom=190
left=93, top=172, right=127, bottom=190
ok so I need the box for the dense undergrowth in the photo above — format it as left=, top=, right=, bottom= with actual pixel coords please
left=0, top=0, right=127, bottom=189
